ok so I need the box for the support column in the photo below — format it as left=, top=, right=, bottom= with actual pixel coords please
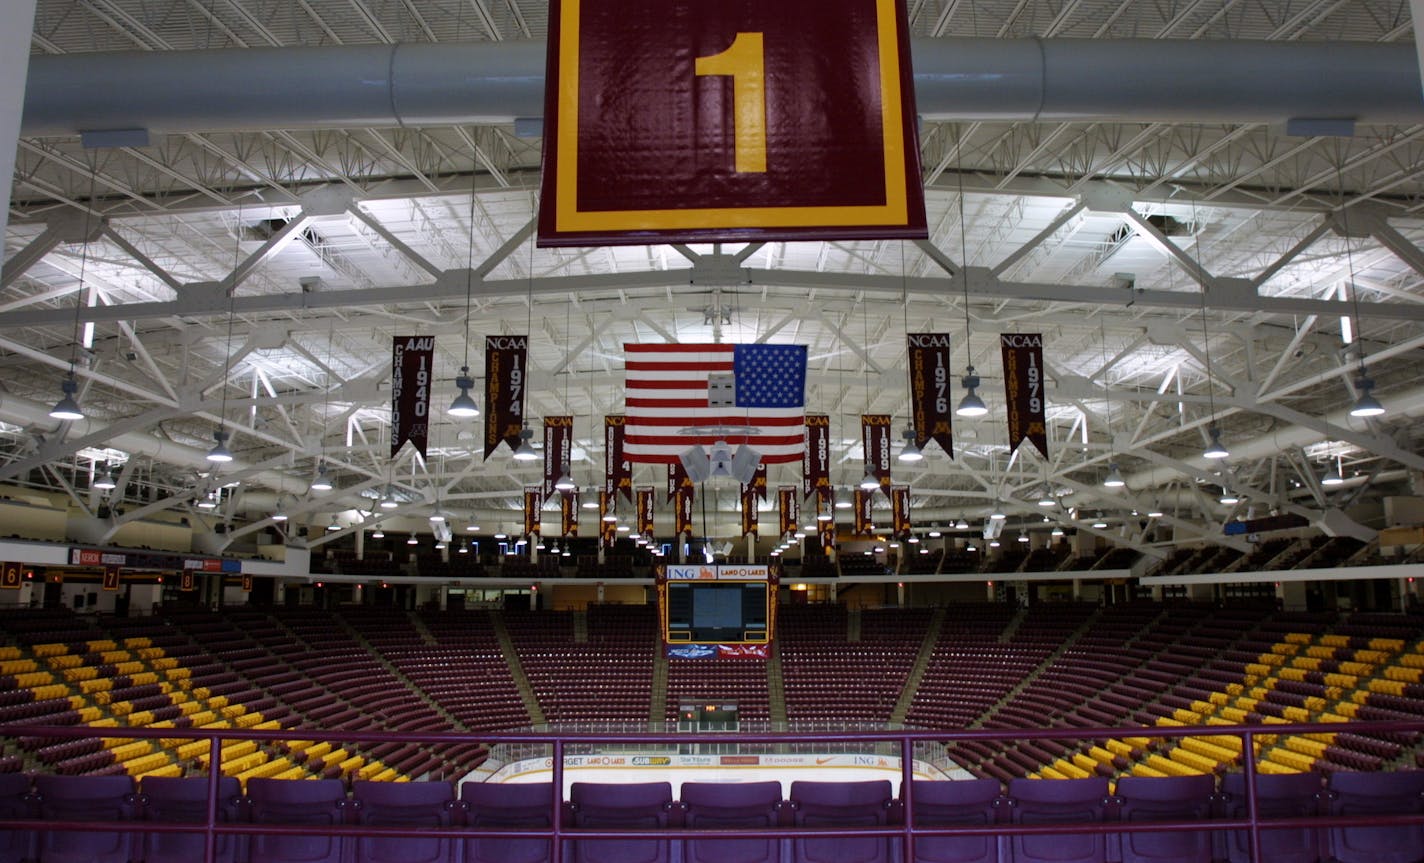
left=0, top=0, right=37, bottom=248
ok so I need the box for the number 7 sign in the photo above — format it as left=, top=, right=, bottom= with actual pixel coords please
left=539, top=0, right=927, bottom=246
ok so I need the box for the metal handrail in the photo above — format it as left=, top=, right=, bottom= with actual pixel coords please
left=4, top=718, right=1424, bottom=863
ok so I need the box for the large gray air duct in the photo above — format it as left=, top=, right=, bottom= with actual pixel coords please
left=20, top=38, right=1424, bottom=137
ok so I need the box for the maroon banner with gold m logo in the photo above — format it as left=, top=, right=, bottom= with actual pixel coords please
left=391, top=336, right=433, bottom=458
left=1001, top=333, right=1049, bottom=459
left=907, top=333, right=953, bottom=457
left=862, top=414, right=892, bottom=500
left=484, top=335, right=528, bottom=459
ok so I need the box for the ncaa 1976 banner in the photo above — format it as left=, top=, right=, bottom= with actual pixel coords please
left=484, top=335, right=528, bottom=459
left=390, top=336, right=433, bottom=458
left=1001, top=333, right=1049, bottom=459
left=907, top=333, right=954, bottom=457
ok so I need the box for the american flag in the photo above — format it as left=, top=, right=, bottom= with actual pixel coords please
left=624, top=343, right=808, bottom=464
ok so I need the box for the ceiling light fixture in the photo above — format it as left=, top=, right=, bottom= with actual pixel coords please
left=1322, top=457, right=1345, bottom=486
left=379, top=487, right=399, bottom=509
left=955, top=367, right=989, bottom=417
left=554, top=472, right=577, bottom=492
left=1037, top=485, right=1056, bottom=507
left=448, top=368, right=480, bottom=418
left=954, top=517, right=969, bottom=530
left=897, top=428, right=923, bottom=462
left=512, top=428, right=539, bottom=461
left=93, top=463, right=117, bottom=490
left=371, top=528, right=384, bottom=539
left=1051, top=525, right=1065, bottom=537
left=1091, top=512, right=1108, bottom=529
left=1103, top=463, right=1126, bottom=488
left=49, top=376, right=84, bottom=421
left=1335, top=157, right=1386, bottom=419
left=52, top=166, right=100, bottom=423
left=205, top=429, right=234, bottom=463
left=309, top=462, right=333, bottom=492
left=1219, top=488, right=1241, bottom=505
left=326, top=518, right=341, bottom=532
left=271, top=500, right=288, bottom=523
left=859, top=470, right=880, bottom=491
left=1203, top=425, right=1229, bottom=460
left=1146, top=505, right=1165, bottom=519
left=1349, top=377, right=1385, bottom=418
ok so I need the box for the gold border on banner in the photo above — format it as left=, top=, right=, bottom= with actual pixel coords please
left=552, top=0, right=913, bottom=234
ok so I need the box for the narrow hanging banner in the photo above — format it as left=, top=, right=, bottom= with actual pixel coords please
left=674, top=479, right=695, bottom=535
left=853, top=487, right=874, bottom=536
left=861, top=414, right=893, bottom=499
left=891, top=485, right=911, bottom=539
left=524, top=487, right=542, bottom=537
left=599, top=490, right=617, bottom=548
left=802, top=414, right=832, bottom=505
left=1000, top=333, right=1049, bottom=459
left=605, top=415, right=633, bottom=505
left=740, top=477, right=760, bottom=536
left=561, top=489, right=579, bottom=537
left=391, top=336, right=434, bottom=458
left=542, top=416, right=574, bottom=503
left=907, top=333, right=954, bottom=457
left=667, top=461, right=691, bottom=503
left=777, top=485, right=799, bottom=538
left=484, top=335, right=528, bottom=459
left=636, top=485, right=656, bottom=537
left=816, top=500, right=836, bottom=552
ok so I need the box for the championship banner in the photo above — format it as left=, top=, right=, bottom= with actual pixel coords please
left=891, top=485, right=911, bottom=539
left=853, top=488, right=874, bottom=535
left=101, top=565, right=121, bottom=591
left=668, top=461, right=693, bottom=503
left=524, top=487, right=542, bottom=536
left=599, top=491, right=618, bottom=548
left=862, top=414, right=893, bottom=499
left=907, top=333, right=954, bottom=457
left=539, top=0, right=927, bottom=247
left=542, top=416, right=574, bottom=502
left=740, top=482, right=759, bottom=536
left=777, top=485, right=798, bottom=538
left=605, top=415, right=633, bottom=505
left=674, top=481, right=695, bottom=536
left=1001, top=333, right=1049, bottom=459
left=390, top=336, right=434, bottom=458
left=816, top=507, right=836, bottom=552
left=560, top=490, right=578, bottom=537
left=0, top=563, right=19, bottom=589
left=484, top=335, right=528, bottom=459
left=636, top=486, right=656, bottom=537
left=745, top=462, right=768, bottom=502
left=180, top=570, right=196, bottom=592
left=802, top=414, right=831, bottom=504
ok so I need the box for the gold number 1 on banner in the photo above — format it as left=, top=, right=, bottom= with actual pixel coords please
left=695, top=32, right=767, bottom=173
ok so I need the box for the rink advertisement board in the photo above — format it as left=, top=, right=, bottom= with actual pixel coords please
left=657, top=563, right=777, bottom=656
left=539, top=0, right=926, bottom=246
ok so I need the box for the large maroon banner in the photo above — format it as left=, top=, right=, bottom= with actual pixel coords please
left=907, top=333, right=954, bottom=457
left=802, top=414, right=831, bottom=505
left=740, top=482, right=759, bottom=537
left=605, top=415, right=633, bottom=505
left=560, top=490, right=578, bottom=537
left=484, top=335, right=528, bottom=459
left=777, top=485, right=798, bottom=538
left=542, top=416, right=574, bottom=503
left=891, top=485, right=911, bottom=539
left=862, top=414, right=893, bottom=500
left=674, top=481, right=694, bottom=536
left=853, top=488, right=874, bottom=536
left=524, top=487, right=542, bottom=537
left=636, top=486, right=656, bottom=537
left=816, top=504, right=836, bottom=552
left=391, top=336, right=433, bottom=458
left=539, top=0, right=926, bottom=246
left=599, top=491, right=618, bottom=548
left=1001, top=333, right=1049, bottom=459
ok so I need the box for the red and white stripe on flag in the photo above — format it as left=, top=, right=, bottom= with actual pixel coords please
left=623, top=343, right=806, bottom=464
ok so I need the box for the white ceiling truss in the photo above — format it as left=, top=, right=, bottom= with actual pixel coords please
left=4, top=0, right=1424, bottom=556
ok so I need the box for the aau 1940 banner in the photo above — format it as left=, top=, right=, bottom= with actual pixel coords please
left=391, top=336, right=433, bottom=458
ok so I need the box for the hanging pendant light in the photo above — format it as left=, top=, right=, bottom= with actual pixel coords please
left=379, top=486, right=399, bottom=509
left=897, top=428, right=923, bottom=462
left=512, top=428, right=539, bottom=461
left=1322, top=457, right=1345, bottom=486
left=1202, top=425, right=1229, bottom=460
left=371, top=527, right=384, bottom=539
left=1091, top=512, right=1108, bottom=529
left=49, top=375, right=85, bottom=421
left=205, top=428, right=234, bottom=463
left=271, top=500, right=288, bottom=523
left=859, top=470, right=880, bottom=491
left=955, top=366, right=989, bottom=417
left=93, top=463, right=117, bottom=490
left=1103, top=463, right=1126, bottom=488
left=1037, top=485, right=1056, bottom=507
left=954, top=517, right=970, bottom=530
left=1349, top=375, right=1385, bottom=418
left=448, top=366, right=480, bottom=417
left=309, top=462, right=333, bottom=492
left=554, top=472, right=577, bottom=492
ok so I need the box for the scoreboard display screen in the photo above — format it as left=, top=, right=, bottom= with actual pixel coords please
left=665, top=582, right=769, bottom=643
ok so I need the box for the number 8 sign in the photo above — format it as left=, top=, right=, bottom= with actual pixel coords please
left=539, top=0, right=927, bottom=246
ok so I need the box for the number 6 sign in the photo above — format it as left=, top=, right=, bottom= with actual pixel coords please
left=539, top=0, right=927, bottom=246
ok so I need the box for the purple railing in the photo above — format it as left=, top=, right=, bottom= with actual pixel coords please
left=3, top=718, right=1424, bottom=863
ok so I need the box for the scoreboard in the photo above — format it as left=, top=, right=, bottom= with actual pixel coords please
left=658, top=564, right=775, bottom=653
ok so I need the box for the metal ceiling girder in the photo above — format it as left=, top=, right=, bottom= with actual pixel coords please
left=20, top=38, right=1424, bottom=137
left=5, top=263, right=1424, bottom=331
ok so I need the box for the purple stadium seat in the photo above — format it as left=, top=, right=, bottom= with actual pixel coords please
left=138, top=775, right=245, bottom=863
left=1325, top=769, right=1424, bottom=863
left=1114, top=774, right=1215, bottom=863
left=1005, top=777, right=1110, bottom=863
left=1218, top=771, right=1322, bottom=863
left=461, top=781, right=554, bottom=863
left=789, top=780, right=895, bottom=863
left=569, top=781, right=675, bottom=863
left=0, top=772, right=34, bottom=863
left=681, top=780, right=784, bottom=863
left=33, top=773, right=140, bottom=863
left=350, top=779, right=457, bottom=863
left=247, top=777, right=350, bottom=863
left=909, top=778, right=1003, bottom=863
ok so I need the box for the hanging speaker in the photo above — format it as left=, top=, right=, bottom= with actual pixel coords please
left=729, top=444, right=762, bottom=485
left=678, top=445, right=712, bottom=483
